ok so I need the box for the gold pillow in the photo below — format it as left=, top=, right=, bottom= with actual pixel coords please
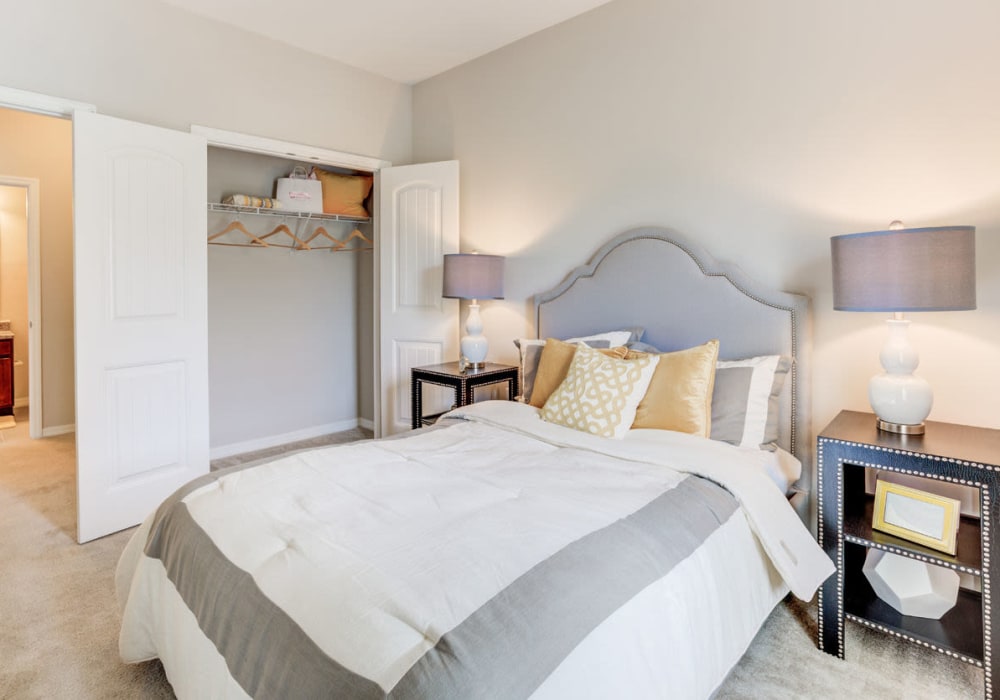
left=311, top=168, right=373, bottom=217
left=541, top=344, right=659, bottom=439
left=530, top=339, right=628, bottom=408
left=628, top=339, right=720, bottom=437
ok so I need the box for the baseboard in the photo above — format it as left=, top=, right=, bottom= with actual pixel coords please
left=358, top=417, right=375, bottom=431
left=42, top=423, right=75, bottom=437
left=13, top=397, right=28, bottom=409
left=210, top=418, right=361, bottom=460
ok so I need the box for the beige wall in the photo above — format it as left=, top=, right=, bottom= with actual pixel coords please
left=0, top=0, right=412, bottom=432
left=7, top=0, right=998, bottom=444
left=0, top=185, right=29, bottom=404
left=0, top=0, right=412, bottom=166
left=413, top=0, right=1000, bottom=441
left=0, top=110, right=73, bottom=428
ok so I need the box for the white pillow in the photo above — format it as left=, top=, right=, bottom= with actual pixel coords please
left=711, top=355, right=791, bottom=450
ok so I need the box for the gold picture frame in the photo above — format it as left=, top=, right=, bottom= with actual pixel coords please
left=872, top=480, right=961, bottom=555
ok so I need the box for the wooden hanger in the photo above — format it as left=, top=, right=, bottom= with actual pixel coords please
left=302, top=225, right=346, bottom=251
left=209, top=218, right=371, bottom=252
left=260, top=222, right=309, bottom=250
left=346, top=228, right=373, bottom=245
left=208, top=220, right=268, bottom=247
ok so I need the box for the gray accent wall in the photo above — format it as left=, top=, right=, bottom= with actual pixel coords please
left=206, top=148, right=375, bottom=449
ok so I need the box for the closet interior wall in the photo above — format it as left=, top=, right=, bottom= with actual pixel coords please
left=207, top=146, right=374, bottom=454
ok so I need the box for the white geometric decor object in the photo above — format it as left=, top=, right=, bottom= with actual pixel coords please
left=862, top=549, right=960, bottom=619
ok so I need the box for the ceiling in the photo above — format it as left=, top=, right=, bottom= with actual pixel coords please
left=159, top=0, right=615, bottom=85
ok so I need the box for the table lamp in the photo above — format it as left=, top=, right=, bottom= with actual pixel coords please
left=442, top=253, right=505, bottom=369
left=831, top=222, right=976, bottom=434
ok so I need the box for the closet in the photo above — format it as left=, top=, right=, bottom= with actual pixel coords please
left=206, top=146, right=376, bottom=457
left=69, top=108, right=459, bottom=541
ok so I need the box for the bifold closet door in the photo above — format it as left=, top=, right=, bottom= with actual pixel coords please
left=73, top=110, right=209, bottom=543
left=376, top=161, right=459, bottom=437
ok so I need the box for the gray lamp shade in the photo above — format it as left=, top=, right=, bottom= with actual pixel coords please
left=831, top=226, right=976, bottom=312
left=442, top=254, right=505, bottom=300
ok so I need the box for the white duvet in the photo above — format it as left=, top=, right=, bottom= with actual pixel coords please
left=117, top=401, right=833, bottom=699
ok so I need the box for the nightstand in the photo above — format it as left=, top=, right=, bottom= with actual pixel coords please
left=410, top=362, right=519, bottom=429
left=818, top=410, right=1000, bottom=698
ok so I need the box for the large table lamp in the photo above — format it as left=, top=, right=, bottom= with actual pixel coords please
left=442, top=253, right=505, bottom=369
left=831, top=222, right=976, bottom=435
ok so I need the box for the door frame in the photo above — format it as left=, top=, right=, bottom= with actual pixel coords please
left=191, top=125, right=390, bottom=172
left=0, top=87, right=94, bottom=439
left=0, top=176, right=41, bottom=438
left=0, top=85, right=95, bottom=118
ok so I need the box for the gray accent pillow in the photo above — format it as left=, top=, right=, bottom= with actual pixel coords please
left=517, top=341, right=544, bottom=403
left=710, top=355, right=791, bottom=451
left=621, top=326, right=646, bottom=346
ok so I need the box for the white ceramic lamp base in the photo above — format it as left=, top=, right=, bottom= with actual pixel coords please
left=869, top=318, right=932, bottom=435
left=460, top=302, right=488, bottom=368
left=862, top=549, right=959, bottom=619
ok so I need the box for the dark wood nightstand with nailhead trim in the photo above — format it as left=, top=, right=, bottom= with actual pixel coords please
left=410, top=362, right=519, bottom=430
left=818, top=410, right=1000, bottom=698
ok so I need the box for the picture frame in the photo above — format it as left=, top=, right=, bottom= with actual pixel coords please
left=873, top=480, right=961, bottom=555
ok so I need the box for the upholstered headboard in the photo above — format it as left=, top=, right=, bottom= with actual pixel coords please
left=534, top=227, right=813, bottom=518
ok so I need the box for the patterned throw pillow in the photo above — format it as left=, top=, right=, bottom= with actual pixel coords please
left=541, top=344, right=659, bottom=439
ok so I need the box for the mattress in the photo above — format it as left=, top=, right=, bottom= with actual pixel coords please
left=116, top=401, right=832, bottom=698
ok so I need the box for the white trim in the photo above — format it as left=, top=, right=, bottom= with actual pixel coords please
left=42, top=423, right=74, bottom=437
left=358, top=417, right=375, bottom=432
left=0, top=176, right=43, bottom=439
left=191, top=125, right=391, bottom=172
left=209, top=418, right=361, bottom=460
left=0, top=85, right=95, bottom=118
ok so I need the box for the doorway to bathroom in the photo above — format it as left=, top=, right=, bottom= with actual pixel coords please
left=0, top=177, right=41, bottom=440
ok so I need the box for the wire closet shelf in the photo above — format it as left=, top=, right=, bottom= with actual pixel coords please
left=207, top=202, right=372, bottom=251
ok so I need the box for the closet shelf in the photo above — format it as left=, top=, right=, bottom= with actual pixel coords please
left=207, top=202, right=371, bottom=224
left=208, top=206, right=373, bottom=251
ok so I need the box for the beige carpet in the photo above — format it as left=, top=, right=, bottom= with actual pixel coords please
left=0, top=407, right=983, bottom=698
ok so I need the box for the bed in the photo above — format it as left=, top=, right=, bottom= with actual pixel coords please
left=116, top=227, right=834, bottom=699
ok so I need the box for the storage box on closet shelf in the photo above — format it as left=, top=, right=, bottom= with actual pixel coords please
left=274, top=165, right=323, bottom=213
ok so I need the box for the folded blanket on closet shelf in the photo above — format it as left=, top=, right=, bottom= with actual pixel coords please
left=221, top=194, right=284, bottom=209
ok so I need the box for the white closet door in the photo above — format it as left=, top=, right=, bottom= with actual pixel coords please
left=375, top=161, right=459, bottom=436
left=74, top=110, right=208, bottom=543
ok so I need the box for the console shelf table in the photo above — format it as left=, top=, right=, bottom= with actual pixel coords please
left=817, top=410, right=1000, bottom=698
